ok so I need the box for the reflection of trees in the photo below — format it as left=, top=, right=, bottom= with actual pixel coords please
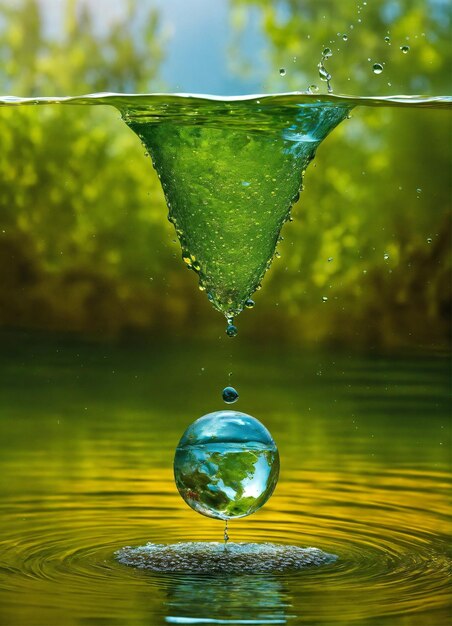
left=164, top=571, right=288, bottom=624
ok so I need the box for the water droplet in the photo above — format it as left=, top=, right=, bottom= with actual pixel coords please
left=342, top=34, right=348, bottom=41
left=384, top=36, right=391, bottom=43
left=328, top=257, right=333, bottom=262
left=279, top=68, right=286, bottom=76
left=226, top=323, right=238, bottom=337
left=308, top=84, right=319, bottom=93
left=322, top=296, right=328, bottom=302
left=322, top=47, right=333, bottom=58
left=373, top=63, right=384, bottom=74
left=275, top=251, right=281, bottom=259
left=400, top=45, right=410, bottom=54
left=427, top=237, right=432, bottom=244
left=384, top=253, right=389, bottom=260
left=416, top=188, right=422, bottom=194
left=245, top=298, right=255, bottom=309
left=222, top=386, right=239, bottom=404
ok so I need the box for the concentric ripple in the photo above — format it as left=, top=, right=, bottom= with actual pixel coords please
left=0, top=339, right=450, bottom=625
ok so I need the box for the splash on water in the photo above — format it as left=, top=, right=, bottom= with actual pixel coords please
left=116, top=542, right=337, bottom=573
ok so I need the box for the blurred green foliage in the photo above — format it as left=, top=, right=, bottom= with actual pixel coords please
left=0, top=0, right=450, bottom=348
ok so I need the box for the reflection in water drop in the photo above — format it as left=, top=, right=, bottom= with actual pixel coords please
left=173, top=410, right=279, bottom=520
left=279, top=68, right=286, bottom=76
left=226, top=323, right=238, bottom=337
left=373, top=63, right=384, bottom=74
left=342, top=34, right=348, bottom=41
left=222, top=386, right=239, bottom=404
left=384, top=252, right=390, bottom=260
left=401, top=45, right=410, bottom=53
left=245, top=298, right=255, bottom=309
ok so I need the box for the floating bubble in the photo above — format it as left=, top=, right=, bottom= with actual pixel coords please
left=373, top=63, right=384, bottom=74
left=400, top=45, right=410, bottom=54
left=173, top=410, right=280, bottom=520
left=116, top=542, right=337, bottom=573
left=222, top=386, right=239, bottom=404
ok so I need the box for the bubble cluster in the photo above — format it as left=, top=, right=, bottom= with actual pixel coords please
left=116, top=542, right=337, bottom=573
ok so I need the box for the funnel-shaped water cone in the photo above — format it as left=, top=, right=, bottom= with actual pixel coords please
left=123, top=96, right=351, bottom=318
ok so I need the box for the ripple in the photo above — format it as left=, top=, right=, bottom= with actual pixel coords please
left=115, top=541, right=337, bottom=573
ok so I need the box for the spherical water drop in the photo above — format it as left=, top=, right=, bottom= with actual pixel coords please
left=279, top=68, right=286, bottom=76
left=322, top=296, right=328, bottom=302
left=384, top=253, right=390, bottom=260
left=384, top=36, right=391, bottom=43
left=322, top=47, right=333, bottom=58
left=222, top=386, right=239, bottom=404
left=373, top=63, right=384, bottom=74
left=245, top=298, right=255, bottom=309
left=173, top=410, right=279, bottom=519
left=328, top=256, right=334, bottom=262
left=308, top=84, right=319, bottom=93
left=400, top=45, right=410, bottom=54
left=226, top=323, right=238, bottom=337
left=342, top=34, right=348, bottom=41
left=427, top=237, right=432, bottom=244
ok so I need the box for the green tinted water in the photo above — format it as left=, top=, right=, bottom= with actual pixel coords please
left=1, top=92, right=450, bottom=322
left=0, top=333, right=450, bottom=625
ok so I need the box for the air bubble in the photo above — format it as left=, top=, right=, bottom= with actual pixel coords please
left=373, top=63, right=384, bottom=74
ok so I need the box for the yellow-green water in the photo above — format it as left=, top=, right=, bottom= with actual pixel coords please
left=0, top=332, right=450, bottom=625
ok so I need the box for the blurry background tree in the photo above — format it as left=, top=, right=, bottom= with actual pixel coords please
left=0, top=0, right=450, bottom=348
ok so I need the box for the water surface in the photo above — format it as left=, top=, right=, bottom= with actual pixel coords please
left=0, top=332, right=450, bottom=625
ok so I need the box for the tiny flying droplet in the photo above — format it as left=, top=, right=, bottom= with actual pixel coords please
left=222, top=386, right=239, bottom=404
left=427, top=237, right=432, bottom=244
left=279, top=68, right=286, bottom=76
left=245, top=299, right=255, bottom=309
left=384, top=253, right=390, bottom=260
left=400, top=45, right=410, bottom=53
left=373, top=63, right=384, bottom=74
left=226, top=323, right=238, bottom=337
left=328, top=257, right=333, bottom=262
left=323, top=47, right=333, bottom=58
left=342, top=34, right=348, bottom=41
left=322, top=296, right=328, bottom=302
left=384, top=36, right=391, bottom=43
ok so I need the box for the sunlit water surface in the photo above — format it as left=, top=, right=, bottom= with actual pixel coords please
left=0, top=332, right=450, bottom=625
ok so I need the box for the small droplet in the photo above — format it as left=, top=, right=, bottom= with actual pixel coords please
left=222, top=386, right=239, bottom=404
left=373, top=63, right=384, bottom=74
left=328, top=257, right=333, bottom=262
left=322, top=296, right=328, bottom=302
left=384, top=253, right=389, bottom=260
left=400, top=45, right=410, bottom=54
left=275, top=251, right=281, bottom=259
left=226, top=323, right=238, bottom=337
left=308, top=84, right=319, bottom=93
left=384, top=36, right=391, bottom=43
left=416, top=188, right=422, bottom=194
left=322, top=47, right=333, bottom=58
left=427, top=237, right=432, bottom=244
left=342, top=34, right=348, bottom=41
left=279, top=68, right=286, bottom=76
left=245, top=298, right=255, bottom=309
